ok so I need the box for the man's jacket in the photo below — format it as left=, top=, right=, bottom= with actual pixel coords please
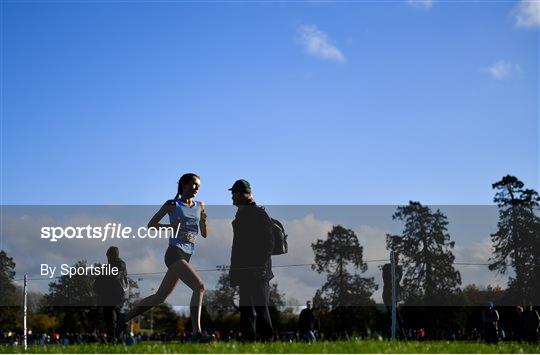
left=298, top=308, right=318, bottom=332
left=93, top=257, right=128, bottom=306
left=229, top=203, right=274, bottom=286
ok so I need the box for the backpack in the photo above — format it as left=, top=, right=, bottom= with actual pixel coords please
left=270, top=218, right=288, bottom=255
left=258, top=206, right=288, bottom=255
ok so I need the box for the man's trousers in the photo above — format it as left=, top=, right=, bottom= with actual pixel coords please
left=239, top=280, right=273, bottom=341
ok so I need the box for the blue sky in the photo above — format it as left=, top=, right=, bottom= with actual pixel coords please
left=1, top=0, right=538, bottom=205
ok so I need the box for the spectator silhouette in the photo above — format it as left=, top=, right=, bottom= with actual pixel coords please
left=228, top=179, right=274, bottom=342
left=512, top=305, right=524, bottom=341
left=93, top=246, right=128, bottom=343
left=522, top=304, right=540, bottom=342
left=382, top=252, right=405, bottom=339
left=298, top=300, right=319, bottom=342
left=482, top=302, right=499, bottom=343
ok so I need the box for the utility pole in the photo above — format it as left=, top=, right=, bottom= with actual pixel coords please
left=136, top=278, right=143, bottom=334
left=391, top=251, right=397, bottom=340
left=23, top=274, right=28, bottom=350
left=150, top=309, right=154, bottom=334
left=150, top=287, right=155, bottom=334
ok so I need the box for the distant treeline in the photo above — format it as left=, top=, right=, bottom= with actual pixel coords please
left=0, top=175, right=538, bottom=338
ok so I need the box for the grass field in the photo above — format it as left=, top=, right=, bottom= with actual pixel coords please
left=1, top=340, right=539, bottom=354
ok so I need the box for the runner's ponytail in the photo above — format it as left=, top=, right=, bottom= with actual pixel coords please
left=174, top=182, right=182, bottom=200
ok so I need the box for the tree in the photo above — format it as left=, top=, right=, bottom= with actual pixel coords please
left=462, top=284, right=506, bottom=307
left=312, top=225, right=377, bottom=337
left=204, top=272, right=239, bottom=319
left=269, top=283, right=285, bottom=310
left=43, top=260, right=102, bottom=332
left=0, top=250, right=21, bottom=330
left=312, top=225, right=376, bottom=309
left=267, top=282, right=286, bottom=330
left=388, top=202, right=461, bottom=305
left=0, top=250, right=17, bottom=305
left=125, top=277, right=140, bottom=307
left=145, top=304, right=181, bottom=334
left=27, top=314, right=60, bottom=333
left=489, top=175, right=540, bottom=304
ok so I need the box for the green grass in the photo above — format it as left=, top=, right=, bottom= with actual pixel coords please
left=1, top=340, right=539, bottom=354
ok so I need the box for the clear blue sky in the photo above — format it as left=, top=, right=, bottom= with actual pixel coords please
left=1, top=1, right=538, bottom=205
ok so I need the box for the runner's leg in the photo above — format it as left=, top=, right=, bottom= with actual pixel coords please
left=176, top=260, right=206, bottom=333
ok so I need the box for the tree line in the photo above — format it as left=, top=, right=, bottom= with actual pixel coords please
left=0, top=175, right=538, bottom=338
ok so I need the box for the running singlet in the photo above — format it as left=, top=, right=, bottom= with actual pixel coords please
left=168, top=199, right=202, bottom=254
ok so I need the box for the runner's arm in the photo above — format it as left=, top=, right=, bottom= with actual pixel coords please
left=148, top=200, right=176, bottom=229
left=199, top=201, right=208, bottom=238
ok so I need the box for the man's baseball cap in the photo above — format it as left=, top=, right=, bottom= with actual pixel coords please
left=229, top=179, right=251, bottom=193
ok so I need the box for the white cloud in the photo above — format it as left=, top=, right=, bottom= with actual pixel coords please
left=355, top=225, right=390, bottom=261
left=513, top=0, right=540, bottom=28
left=408, top=0, right=433, bottom=10
left=454, top=237, right=509, bottom=289
left=482, top=60, right=521, bottom=80
left=297, top=25, right=346, bottom=63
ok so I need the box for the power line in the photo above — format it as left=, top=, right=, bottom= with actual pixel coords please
left=454, top=262, right=491, bottom=266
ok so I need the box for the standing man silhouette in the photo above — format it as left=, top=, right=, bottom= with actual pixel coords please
left=228, top=179, right=274, bottom=341
left=382, top=252, right=403, bottom=339
left=93, top=246, right=128, bottom=344
left=298, top=300, right=319, bottom=342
